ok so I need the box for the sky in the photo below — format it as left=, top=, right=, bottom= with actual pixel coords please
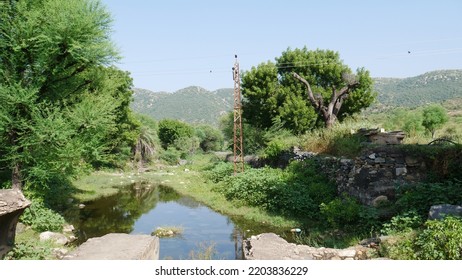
left=101, top=0, right=462, bottom=92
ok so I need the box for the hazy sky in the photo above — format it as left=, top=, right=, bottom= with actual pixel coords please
left=101, top=0, right=462, bottom=92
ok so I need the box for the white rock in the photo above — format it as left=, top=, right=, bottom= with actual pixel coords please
left=40, top=231, right=69, bottom=245
left=338, top=249, right=356, bottom=258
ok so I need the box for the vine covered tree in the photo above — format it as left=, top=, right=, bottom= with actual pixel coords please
left=241, top=47, right=376, bottom=132
left=0, top=0, right=136, bottom=192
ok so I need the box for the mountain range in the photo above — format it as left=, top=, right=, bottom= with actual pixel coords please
left=131, top=70, right=462, bottom=125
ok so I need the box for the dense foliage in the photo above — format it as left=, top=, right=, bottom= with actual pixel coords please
left=158, top=119, right=194, bottom=149
left=0, top=0, right=138, bottom=192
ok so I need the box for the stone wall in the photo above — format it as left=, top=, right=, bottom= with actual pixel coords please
left=295, top=145, right=430, bottom=206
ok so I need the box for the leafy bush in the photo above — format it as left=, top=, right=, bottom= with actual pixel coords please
left=381, top=210, right=422, bottom=235
left=219, top=160, right=336, bottom=219
left=159, top=147, right=181, bottom=165
left=320, top=196, right=361, bottom=228
left=380, top=216, right=462, bottom=260
left=415, top=216, right=462, bottom=260
left=222, top=167, right=287, bottom=210
left=195, top=125, right=224, bottom=152
left=158, top=119, right=194, bottom=149
left=4, top=241, right=53, bottom=260
left=320, top=195, right=379, bottom=231
left=395, top=180, right=462, bottom=217
left=204, top=162, right=234, bottom=183
left=20, top=202, right=65, bottom=232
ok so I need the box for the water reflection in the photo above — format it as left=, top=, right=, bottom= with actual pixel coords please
left=65, top=183, right=281, bottom=259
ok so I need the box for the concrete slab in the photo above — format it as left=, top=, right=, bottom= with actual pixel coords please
left=64, top=233, right=159, bottom=260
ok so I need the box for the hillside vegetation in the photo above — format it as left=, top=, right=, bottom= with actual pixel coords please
left=131, top=86, right=233, bottom=126
left=374, top=70, right=462, bottom=108
left=131, top=70, right=462, bottom=126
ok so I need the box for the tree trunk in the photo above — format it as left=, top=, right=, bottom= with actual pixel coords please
left=11, top=163, right=22, bottom=191
left=292, top=72, right=359, bottom=129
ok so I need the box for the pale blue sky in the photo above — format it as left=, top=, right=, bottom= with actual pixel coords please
left=101, top=0, right=462, bottom=92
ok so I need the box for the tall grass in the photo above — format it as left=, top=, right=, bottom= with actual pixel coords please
left=300, top=118, right=374, bottom=157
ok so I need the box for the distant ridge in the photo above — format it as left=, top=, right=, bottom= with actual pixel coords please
left=131, top=70, right=462, bottom=124
left=131, top=86, right=234, bottom=126
left=373, top=70, right=462, bottom=108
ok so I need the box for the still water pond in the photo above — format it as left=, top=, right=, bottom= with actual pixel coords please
left=65, top=183, right=284, bottom=259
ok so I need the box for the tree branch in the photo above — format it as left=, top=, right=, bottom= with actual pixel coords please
left=292, top=72, right=320, bottom=109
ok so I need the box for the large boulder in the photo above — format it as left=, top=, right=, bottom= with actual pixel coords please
left=244, top=233, right=372, bottom=260
left=64, top=233, right=159, bottom=260
left=0, top=189, right=31, bottom=259
left=428, top=204, right=462, bottom=220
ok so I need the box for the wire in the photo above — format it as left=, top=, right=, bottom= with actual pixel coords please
left=119, top=47, right=462, bottom=77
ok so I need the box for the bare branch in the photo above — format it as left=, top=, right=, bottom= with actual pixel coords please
left=292, top=72, right=320, bottom=108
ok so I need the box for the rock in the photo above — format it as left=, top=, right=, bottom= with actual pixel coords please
left=405, top=156, right=420, bottom=166
left=395, top=167, right=407, bottom=176
left=64, top=233, right=159, bottom=260
left=244, top=233, right=373, bottom=260
left=428, top=204, right=462, bottom=220
left=53, top=248, right=69, bottom=259
left=338, top=249, right=356, bottom=258
left=359, top=237, right=381, bottom=247
left=368, top=153, right=376, bottom=160
left=372, top=195, right=388, bottom=207
left=63, top=224, right=75, bottom=233
left=0, top=190, right=31, bottom=258
left=78, top=204, right=85, bottom=209
left=15, top=222, right=27, bottom=234
left=40, top=231, right=69, bottom=245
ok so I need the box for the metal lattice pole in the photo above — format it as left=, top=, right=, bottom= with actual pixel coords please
left=232, top=55, right=244, bottom=175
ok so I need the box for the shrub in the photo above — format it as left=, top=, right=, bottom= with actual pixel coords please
left=20, top=202, right=65, bottom=232
left=395, top=180, right=462, bottom=217
left=381, top=210, right=422, bottom=235
left=158, top=119, right=194, bottom=149
left=415, top=216, right=462, bottom=260
left=220, top=160, right=336, bottom=219
left=195, top=125, right=224, bottom=152
left=4, top=240, right=53, bottom=260
left=320, top=195, right=379, bottom=231
left=204, top=162, right=234, bottom=183
left=159, top=147, right=181, bottom=165
left=221, top=167, right=286, bottom=210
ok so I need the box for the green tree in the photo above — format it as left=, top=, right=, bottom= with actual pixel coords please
left=422, top=104, right=449, bottom=139
left=158, top=119, right=194, bottom=149
left=0, top=0, right=128, bottom=191
left=195, top=124, right=224, bottom=152
left=241, top=47, right=376, bottom=132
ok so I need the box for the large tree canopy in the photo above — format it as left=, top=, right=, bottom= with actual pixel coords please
left=241, top=47, right=376, bottom=133
left=0, top=0, right=137, bottom=191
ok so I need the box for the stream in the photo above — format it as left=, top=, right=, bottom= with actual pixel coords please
left=64, top=182, right=288, bottom=259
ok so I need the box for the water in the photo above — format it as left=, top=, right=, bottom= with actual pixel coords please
left=64, top=183, right=284, bottom=259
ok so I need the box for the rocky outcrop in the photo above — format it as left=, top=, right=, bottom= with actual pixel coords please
left=64, top=233, right=160, bottom=260
left=244, top=233, right=374, bottom=260
left=0, top=189, right=31, bottom=259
